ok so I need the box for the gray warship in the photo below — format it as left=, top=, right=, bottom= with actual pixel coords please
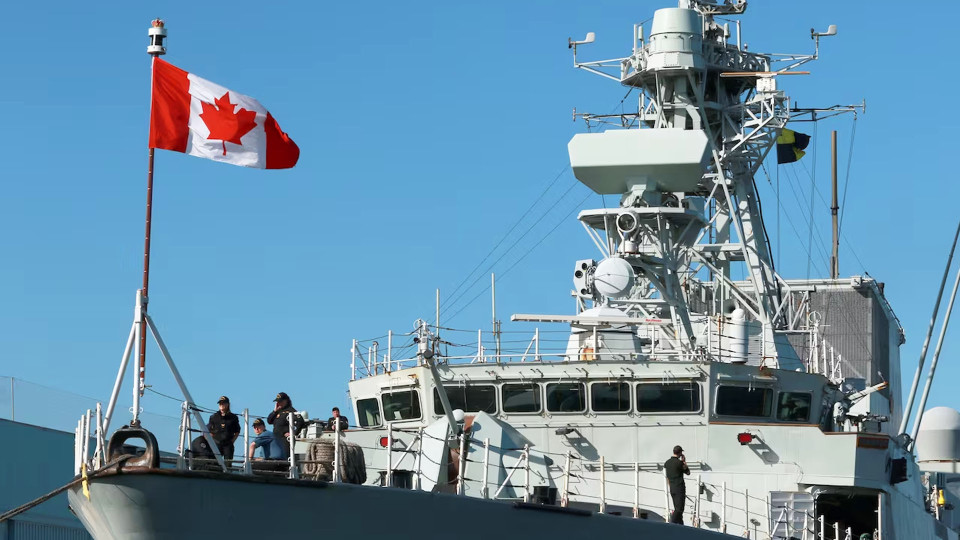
left=67, top=1, right=960, bottom=539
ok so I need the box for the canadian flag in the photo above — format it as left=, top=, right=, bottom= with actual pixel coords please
left=149, top=58, right=299, bottom=169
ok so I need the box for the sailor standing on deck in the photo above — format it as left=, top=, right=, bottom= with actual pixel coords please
left=664, top=445, right=691, bottom=524
left=207, top=396, right=241, bottom=460
left=267, top=392, right=304, bottom=459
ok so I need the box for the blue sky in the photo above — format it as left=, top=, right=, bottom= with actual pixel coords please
left=0, top=1, right=954, bottom=447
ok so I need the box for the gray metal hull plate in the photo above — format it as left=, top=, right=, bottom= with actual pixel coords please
left=67, top=469, right=732, bottom=539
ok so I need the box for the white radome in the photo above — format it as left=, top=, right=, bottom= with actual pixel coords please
left=593, top=257, right=635, bottom=298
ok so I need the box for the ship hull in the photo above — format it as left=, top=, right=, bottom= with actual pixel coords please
left=67, top=468, right=732, bottom=539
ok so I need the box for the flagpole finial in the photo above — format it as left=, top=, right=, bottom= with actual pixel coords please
left=148, top=19, right=167, bottom=56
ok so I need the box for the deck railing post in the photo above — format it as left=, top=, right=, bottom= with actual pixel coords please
left=663, top=471, right=671, bottom=522
left=351, top=339, right=357, bottom=380
left=333, top=414, right=342, bottom=482
left=388, top=330, right=393, bottom=372
left=693, top=474, right=701, bottom=527
left=534, top=328, right=540, bottom=361
left=414, top=427, right=423, bottom=490
left=456, top=431, right=468, bottom=495
left=242, top=408, right=250, bottom=475
left=562, top=452, right=571, bottom=508
left=744, top=488, right=750, bottom=538
left=721, top=481, right=727, bottom=533
left=633, top=462, right=640, bottom=518
left=599, top=456, right=606, bottom=514
left=833, top=521, right=839, bottom=540
left=818, top=514, right=825, bottom=540
left=95, top=403, right=105, bottom=468
left=523, top=444, right=531, bottom=503
left=482, top=437, right=491, bottom=499
left=386, top=422, right=393, bottom=487
left=81, top=409, right=91, bottom=469
left=287, top=411, right=299, bottom=480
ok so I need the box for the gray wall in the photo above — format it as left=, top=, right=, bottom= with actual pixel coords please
left=0, top=419, right=89, bottom=539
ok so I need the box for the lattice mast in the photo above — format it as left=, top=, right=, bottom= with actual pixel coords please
left=567, top=1, right=833, bottom=360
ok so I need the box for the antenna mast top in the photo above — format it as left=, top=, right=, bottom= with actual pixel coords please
left=148, top=19, right=167, bottom=56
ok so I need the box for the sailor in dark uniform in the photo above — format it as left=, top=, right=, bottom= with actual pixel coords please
left=267, top=392, right=304, bottom=459
left=207, top=395, right=241, bottom=460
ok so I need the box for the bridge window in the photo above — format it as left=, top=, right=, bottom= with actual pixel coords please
left=715, top=385, right=772, bottom=417
left=546, top=382, right=586, bottom=413
left=776, top=391, right=812, bottom=422
left=356, top=398, right=382, bottom=427
left=381, top=390, right=422, bottom=421
left=502, top=383, right=542, bottom=413
left=591, top=382, right=631, bottom=412
left=636, top=382, right=701, bottom=413
left=434, top=385, right=498, bottom=414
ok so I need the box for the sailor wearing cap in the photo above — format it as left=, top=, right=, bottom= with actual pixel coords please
left=248, top=418, right=284, bottom=460
left=664, top=445, right=691, bottom=524
left=207, top=396, right=241, bottom=460
left=266, top=392, right=304, bottom=459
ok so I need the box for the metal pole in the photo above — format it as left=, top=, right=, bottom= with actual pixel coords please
left=94, top=403, right=104, bottom=467
left=333, top=414, right=341, bottom=482
left=900, top=220, right=960, bottom=435
left=562, top=452, right=571, bottom=508
left=492, top=273, right=501, bottom=357
left=599, top=456, right=606, bottom=514
left=387, top=331, right=393, bottom=371
left=830, top=130, right=839, bottom=279
left=131, top=307, right=142, bottom=425
left=82, top=409, right=92, bottom=467
left=634, top=462, right=640, bottom=518
left=744, top=487, right=750, bottom=538
left=350, top=339, right=357, bottom=380
left=523, top=444, right=531, bottom=503
left=414, top=427, right=424, bottom=491
left=457, top=431, right=467, bottom=495
left=721, top=481, right=727, bottom=533
left=663, top=473, right=671, bottom=523
left=287, top=411, right=298, bottom=479
left=534, top=328, right=540, bottom=361
left=818, top=514, right=825, bottom=540
left=694, top=474, right=701, bottom=527
left=138, top=19, right=166, bottom=430
left=177, top=402, right=187, bottom=470
left=436, top=289, right=441, bottom=338
left=482, top=438, right=490, bottom=499
left=242, top=408, right=250, bottom=475
left=386, top=422, right=393, bottom=487
left=911, top=256, right=960, bottom=445
left=833, top=521, right=839, bottom=540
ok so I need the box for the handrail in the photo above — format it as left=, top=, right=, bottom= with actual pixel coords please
left=74, top=403, right=875, bottom=540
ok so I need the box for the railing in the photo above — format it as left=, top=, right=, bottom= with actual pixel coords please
left=349, top=319, right=771, bottom=381
left=75, top=408, right=877, bottom=540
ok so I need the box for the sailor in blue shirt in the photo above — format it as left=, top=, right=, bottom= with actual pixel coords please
left=248, top=418, right=285, bottom=460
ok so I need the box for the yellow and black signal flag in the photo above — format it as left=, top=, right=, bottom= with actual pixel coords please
left=776, top=128, right=811, bottom=164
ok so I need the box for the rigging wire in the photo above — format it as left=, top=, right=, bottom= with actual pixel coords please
left=804, top=122, right=819, bottom=279
left=439, top=165, right=571, bottom=312
left=445, top=188, right=596, bottom=324
left=437, top=89, right=637, bottom=323
left=837, top=117, right=858, bottom=235
left=441, top=178, right=581, bottom=316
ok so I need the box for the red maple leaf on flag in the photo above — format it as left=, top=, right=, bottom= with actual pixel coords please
left=199, top=92, right=258, bottom=156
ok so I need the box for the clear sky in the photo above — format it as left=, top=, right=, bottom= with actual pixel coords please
left=0, top=1, right=955, bottom=448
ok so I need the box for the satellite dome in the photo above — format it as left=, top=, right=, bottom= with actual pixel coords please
left=593, top=257, right=635, bottom=298
left=916, top=407, right=960, bottom=463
